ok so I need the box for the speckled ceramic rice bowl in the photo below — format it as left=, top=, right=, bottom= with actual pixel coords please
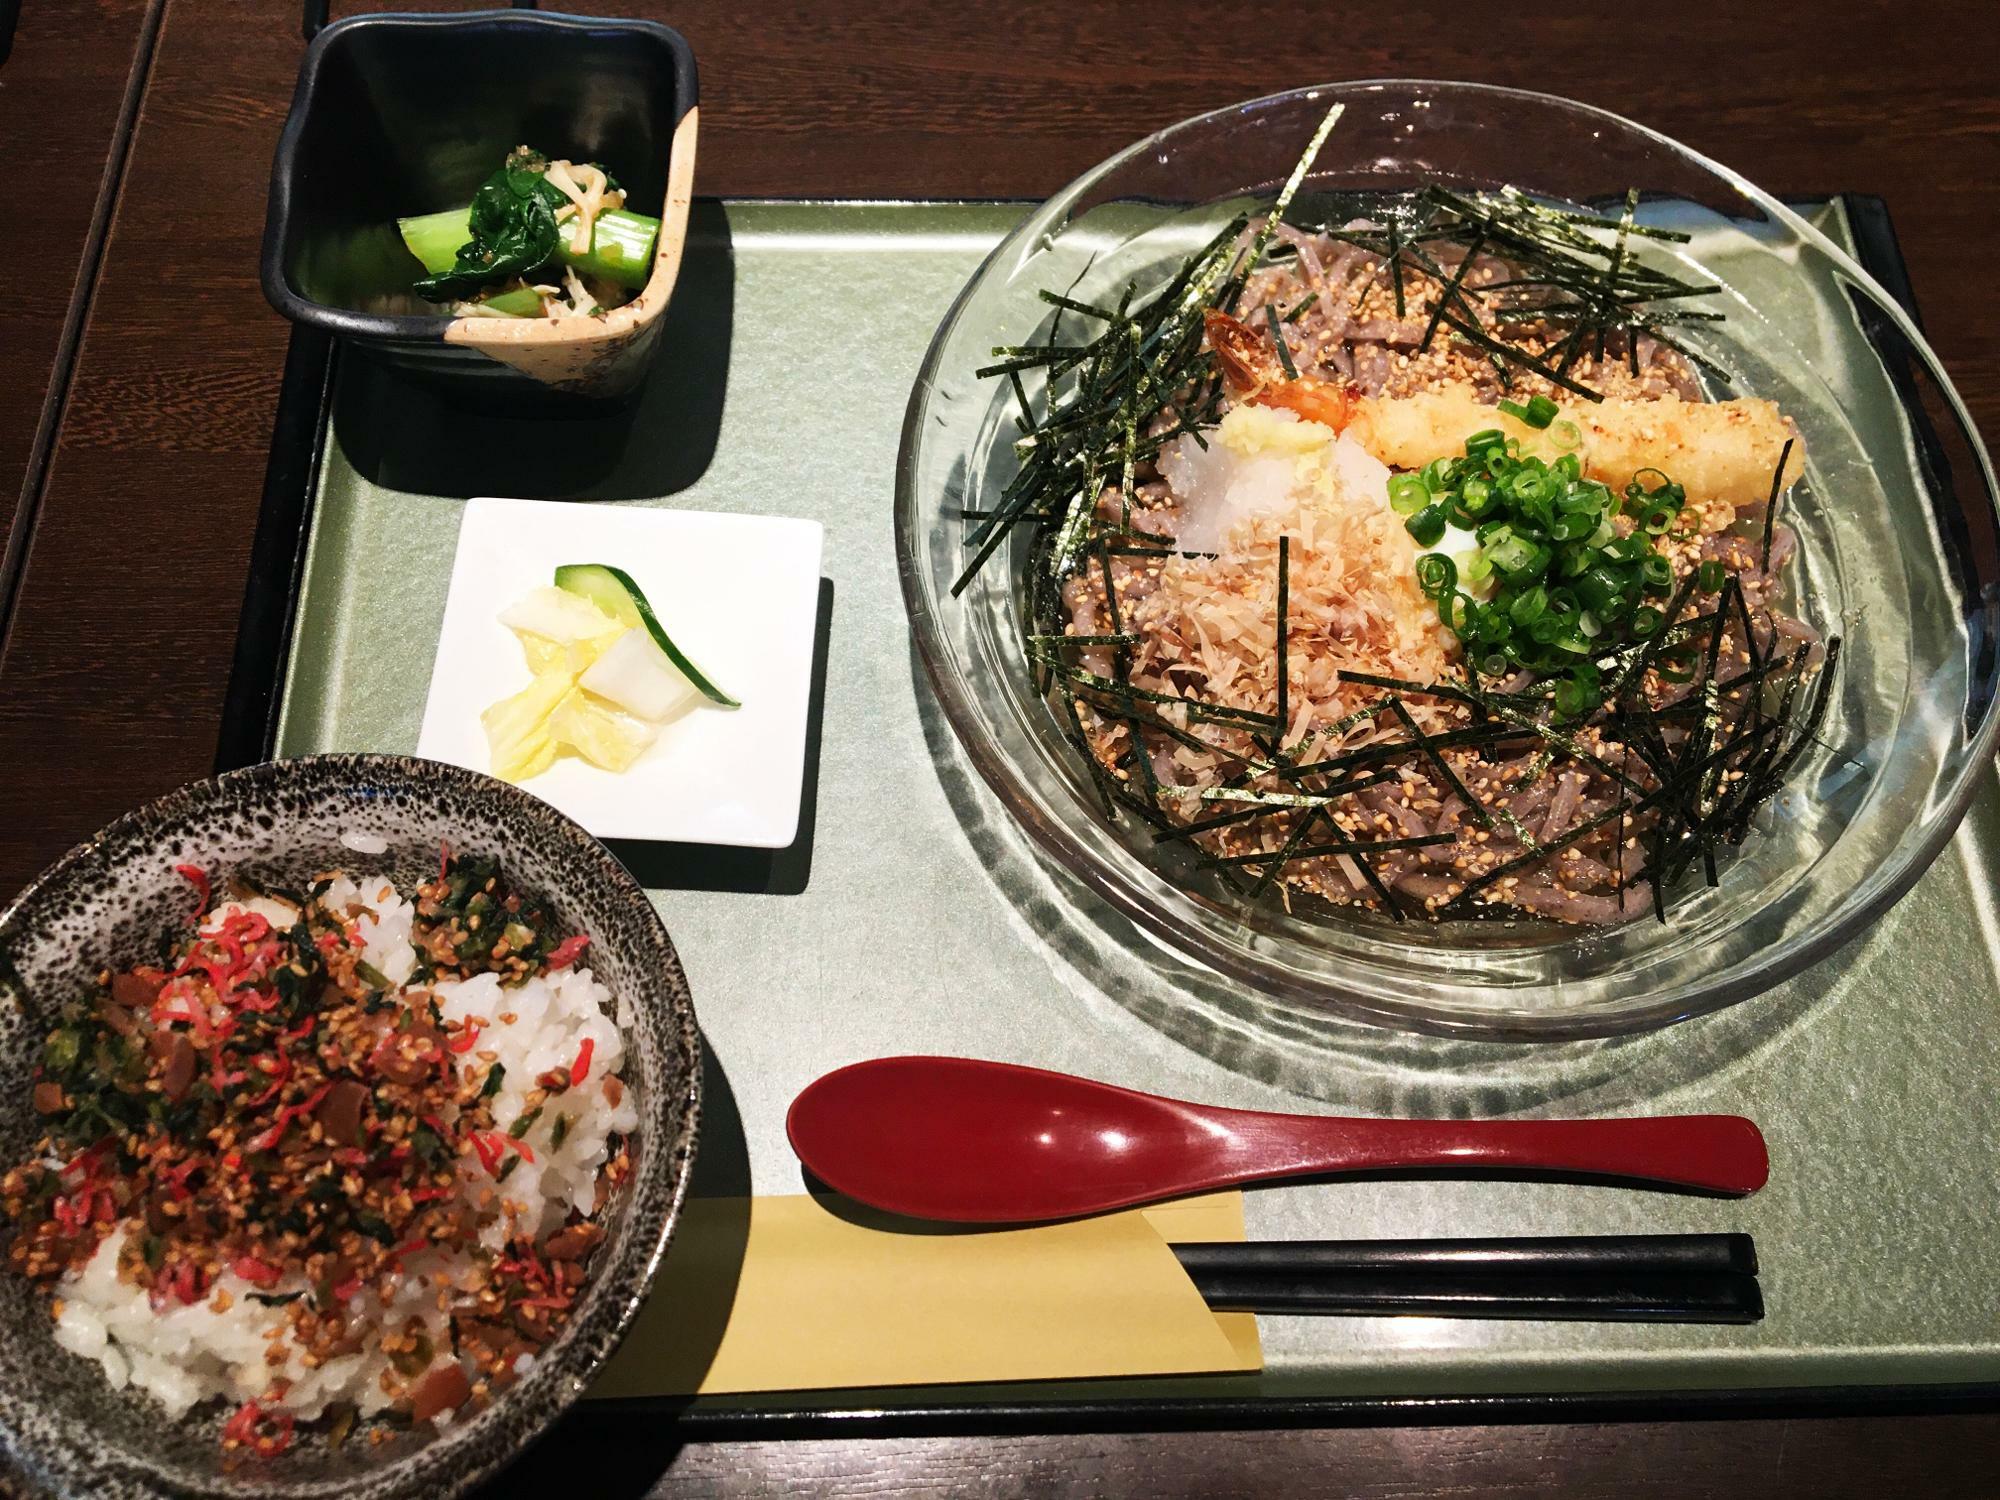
left=0, top=754, right=700, bottom=1499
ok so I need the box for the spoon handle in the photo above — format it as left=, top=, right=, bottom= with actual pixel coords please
left=1247, top=1113, right=1769, bottom=1196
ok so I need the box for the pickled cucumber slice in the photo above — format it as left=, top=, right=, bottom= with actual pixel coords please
left=553, top=564, right=739, bottom=708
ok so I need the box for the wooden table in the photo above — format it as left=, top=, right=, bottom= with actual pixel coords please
left=1, top=2, right=1996, bottom=1494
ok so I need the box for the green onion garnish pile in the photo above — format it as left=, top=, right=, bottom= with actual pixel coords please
left=1396, top=429, right=1699, bottom=720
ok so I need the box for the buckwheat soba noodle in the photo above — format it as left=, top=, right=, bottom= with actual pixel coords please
left=958, top=105, right=1833, bottom=926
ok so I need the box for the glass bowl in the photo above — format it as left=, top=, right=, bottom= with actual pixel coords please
left=895, top=81, right=2000, bottom=1040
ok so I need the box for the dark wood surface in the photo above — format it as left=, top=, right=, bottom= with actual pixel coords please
left=5, top=0, right=2000, bottom=891
left=2, top=1, right=1997, bottom=1494
left=486, top=1415, right=2000, bottom=1498
left=0, top=0, right=159, bottom=584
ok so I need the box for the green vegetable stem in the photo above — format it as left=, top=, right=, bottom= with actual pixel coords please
left=400, top=149, right=658, bottom=300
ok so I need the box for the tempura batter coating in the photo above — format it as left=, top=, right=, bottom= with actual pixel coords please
left=1344, top=390, right=1803, bottom=506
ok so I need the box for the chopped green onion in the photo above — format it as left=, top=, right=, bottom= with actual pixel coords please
left=1405, top=504, right=1449, bottom=547
left=1576, top=566, right=1627, bottom=615
left=1552, top=677, right=1597, bottom=719
left=1388, top=474, right=1430, bottom=516
left=1499, top=394, right=1560, bottom=429
left=1624, top=476, right=1681, bottom=510
left=1486, top=533, right=1542, bottom=577
left=1698, top=560, right=1726, bottom=592
left=1402, top=429, right=1694, bottom=713
left=1508, top=585, right=1549, bottom=626
left=1415, top=553, right=1458, bottom=598
left=1602, top=534, right=1648, bottom=565
left=1508, top=468, right=1553, bottom=505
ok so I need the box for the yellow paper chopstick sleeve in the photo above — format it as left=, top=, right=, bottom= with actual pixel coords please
left=589, top=1192, right=1262, bottom=1397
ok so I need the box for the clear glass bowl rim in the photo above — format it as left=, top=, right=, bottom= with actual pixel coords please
left=894, top=78, right=2000, bottom=1040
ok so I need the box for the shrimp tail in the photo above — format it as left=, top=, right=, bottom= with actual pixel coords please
left=1203, top=308, right=1275, bottom=395
left=1202, top=308, right=1354, bottom=431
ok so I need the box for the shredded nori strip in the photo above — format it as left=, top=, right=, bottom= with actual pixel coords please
left=1275, top=535, right=1292, bottom=744
left=1759, top=436, right=1795, bottom=573
left=955, top=114, right=1833, bottom=924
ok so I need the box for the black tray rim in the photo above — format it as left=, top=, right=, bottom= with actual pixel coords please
left=215, top=192, right=2000, bottom=1434
left=616, top=1379, right=2000, bottom=1437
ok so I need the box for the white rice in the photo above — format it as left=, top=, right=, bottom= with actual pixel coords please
left=433, top=967, right=638, bottom=1244
left=316, top=874, right=420, bottom=986
left=56, top=1227, right=444, bottom=1423
left=48, top=870, right=636, bottom=1427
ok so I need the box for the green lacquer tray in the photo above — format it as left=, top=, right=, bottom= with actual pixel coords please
left=220, top=198, right=2000, bottom=1436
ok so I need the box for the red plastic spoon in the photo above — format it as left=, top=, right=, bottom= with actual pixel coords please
left=786, top=1056, right=1769, bottom=1222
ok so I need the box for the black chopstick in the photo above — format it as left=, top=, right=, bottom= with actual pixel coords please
left=1184, top=1268, right=1763, bottom=1323
left=1175, top=1233, right=1757, bottom=1278
left=1172, top=1234, right=1763, bottom=1324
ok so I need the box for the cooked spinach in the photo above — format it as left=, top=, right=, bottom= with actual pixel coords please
left=412, top=151, right=568, bottom=302
left=420, top=849, right=559, bottom=976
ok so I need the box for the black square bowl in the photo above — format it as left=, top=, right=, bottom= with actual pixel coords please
left=262, top=10, right=698, bottom=400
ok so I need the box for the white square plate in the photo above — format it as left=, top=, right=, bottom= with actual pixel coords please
left=417, top=497, right=824, bottom=847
